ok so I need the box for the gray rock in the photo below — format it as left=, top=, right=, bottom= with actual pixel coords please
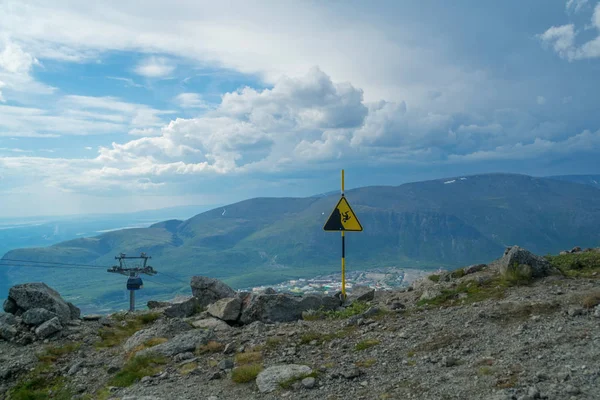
left=3, top=298, right=18, bottom=314
left=240, top=293, right=340, bottom=324
left=4, top=283, right=80, bottom=323
left=362, top=307, right=381, bottom=318
left=22, top=308, right=58, bottom=326
left=420, top=287, right=442, bottom=301
left=0, top=313, right=17, bottom=326
left=348, top=285, right=375, bottom=302
left=136, top=329, right=213, bottom=357
left=594, top=305, right=600, bottom=318
left=68, top=360, right=84, bottom=376
left=191, top=318, right=232, bottom=332
left=190, top=276, right=236, bottom=308
left=208, top=297, right=242, bottom=321
left=218, top=358, right=234, bottom=370
left=0, top=322, right=18, bottom=341
left=498, top=246, right=559, bottom=278
left=82, top=314, right=103, bottom=321
left=302, top=376, right=316, bottom=389
left=174, top=352, right=195, bottom=362
left=441, top=356, right=458, bottom=367
left=263, top=288, right=277, bottom=294
left=567, top=306, right=585, bottom=317
left=164, top=297, right=200, bottom=318
left=123, top=318, right=192, bottom=352
left=147, top=300, right=170, bottom=309
left=35, top=317, right=62, bottom=339
left=68, top=302, right=81, bottom=320
left=256, top=364, right=312, bottom=393
left=464, top=264, right=487, bottom=275
left=342, top=366, right=362, bottom=379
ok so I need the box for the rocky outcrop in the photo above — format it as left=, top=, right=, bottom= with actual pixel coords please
left=256, top=364, right=312, bottom=393
left=3, top=283, right=80, bottom=323
left=137, top=329, right=213, bottom=357
left=164, top=297, right=200, bottom=318
left=190, top=276, right=236, bottom=308
left=124, top=318, right=193, bottom=352
left=34, top=317, right=62, bottom=339
left=207, top=298, right=242, bottom=322
left=240, top=293, right=341, bottom=324
left=22, top=308, right=58, bottom=326
left=498, top=246, right=559, bottom=278
left=347, top=286, right=375, bottom=302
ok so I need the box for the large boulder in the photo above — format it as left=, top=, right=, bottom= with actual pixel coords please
left=190, top=276, right=236, bottom=308
left=240, top=293, right=341, bottom=325
left=207, top=297, right=242, bottom=322
left=347, top=286, right=375, bottom=302
left=123, top=318, right=193, bottom=352
left=136, top=329, right=213, bottom=357
left=34, top=317, right=62, bottom=339
left=256, top=364, right=312, bottom=393
left=4, top=283, right=80, bottom=323
left=0, top=322, right=18, bottom=341
left=498, top=246, right=559, bottom=278
left=164, top=297, right=201, bottom=318
left=22, top=308, right=58, bottom=326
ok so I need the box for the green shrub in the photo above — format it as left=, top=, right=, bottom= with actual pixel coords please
left=547, top=252, right=600, bottom=277
left=234, top=351, right=263, bottom=365
left=427, top=274, right=440, bottom=283
left=96, top=313, right=161, bottom=348
left=231, top=364, right=263, bottom=383
left=108, top=354, right=167, bottom=387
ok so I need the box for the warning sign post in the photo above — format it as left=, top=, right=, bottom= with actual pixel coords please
left=323, top=170, right=363, bottom=299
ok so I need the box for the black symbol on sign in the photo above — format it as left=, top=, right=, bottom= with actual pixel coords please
left=342, top=211, right=351, bottom=223
left=324, top=208, right=344, bottom=230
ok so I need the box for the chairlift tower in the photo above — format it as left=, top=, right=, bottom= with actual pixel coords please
left=107, top=252, right=157, bottom=311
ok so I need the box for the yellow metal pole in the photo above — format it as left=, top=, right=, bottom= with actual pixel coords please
left=341, top=169, right=346, bottom=300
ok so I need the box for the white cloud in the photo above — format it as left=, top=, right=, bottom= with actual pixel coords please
left=107, top=76, right=145, bottom=88
left=539, top=3, right=600, bottom=60
left=2, top=67, right=594, bottom=197
left=134, top=57, right=175, bottom=78
left=0, top=39, right=55, bottom=99
left=566, top=0, right=589, bottom=14
left=0, top=41, right=38, bottom=73
left=536, top=96, right=546, bottom=105
left=175, top=93, right=208, bottom=109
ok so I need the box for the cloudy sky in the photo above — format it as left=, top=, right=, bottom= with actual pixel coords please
left=0, top=0, right=599, bottom=217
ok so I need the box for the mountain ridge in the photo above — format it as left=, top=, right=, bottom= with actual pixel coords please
left=2, top=173, right=600, bottom=311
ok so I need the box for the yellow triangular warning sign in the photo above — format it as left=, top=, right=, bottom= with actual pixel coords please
left=323, top=196, right=363, bottom=231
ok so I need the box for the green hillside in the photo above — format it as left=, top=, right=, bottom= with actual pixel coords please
left=3, top=173, right=600, bottom=312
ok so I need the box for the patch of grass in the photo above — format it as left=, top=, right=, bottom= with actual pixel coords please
left=417, top=279, right=505, bottom=308
left=582, top=291, right=600, bottom=309
left=355, top=339, right=380, bottom=351
left=36, top=342, right=82, bottom=363
left=407, top=351, right=416, bottom=358
left=501, top=263, right=534, bottom=286
left=108, top=354, right=168, bottom=387
left=179, top=362, right=198, bottom=375
left=428, top=274, right=440, bottom=283
left=9, top=363, right=73, bottom=400
left=279, top=371, right=318, bottom=389
left=265, top=337, right=283, bottom=349
left=547, top=252, right=600, bottom=277
left=478, top=366, right=494, bottom=376
left=231, top=364, right=263, bottom=383
left=234, top=351, right=263, bottom=365
left=355, top=358, right=377, bottom=368
left=196, top=340, right=225, bottom=355
left=96, top=313, right=162, bottom=348
left=304, top=301, right=370, bottom=321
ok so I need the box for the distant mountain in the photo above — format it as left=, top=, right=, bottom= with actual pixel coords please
left=3, top=173, right=600, bottom=312
left=546, top=174, right=600, bottom=189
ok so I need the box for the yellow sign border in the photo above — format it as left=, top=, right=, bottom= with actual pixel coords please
left=323, top=196, right=363, bottom=232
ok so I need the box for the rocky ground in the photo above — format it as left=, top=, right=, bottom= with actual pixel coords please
left=1, top=247, right=599, bottom=400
